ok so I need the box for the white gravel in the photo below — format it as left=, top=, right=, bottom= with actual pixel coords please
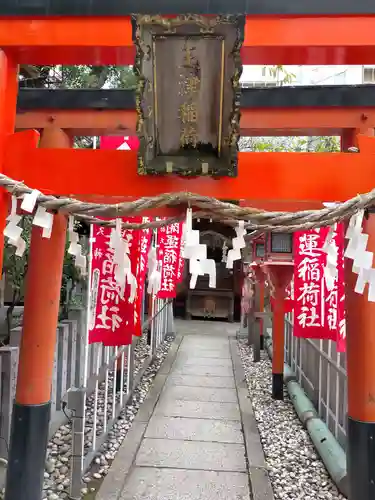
left=238, top=339, right=347, bottom=500
left=40, top=332, right=174, bottom=500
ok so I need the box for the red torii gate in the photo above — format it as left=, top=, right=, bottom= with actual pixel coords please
left=0, top=9, right=374, bottom=500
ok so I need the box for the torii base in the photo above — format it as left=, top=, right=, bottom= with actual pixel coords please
left=272, top=374, right=284, bottom=400
left=5, top=403, right=51, bottom=500
left=347, top=418, right=375, bottom=500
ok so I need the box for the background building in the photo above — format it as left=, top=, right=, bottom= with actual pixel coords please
left=241, top=65, right=374, bottom=87
left=239, top=65, right=372, bottom=152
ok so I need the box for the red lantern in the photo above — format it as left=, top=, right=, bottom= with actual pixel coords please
left=262, top=232, right=294, bottom=300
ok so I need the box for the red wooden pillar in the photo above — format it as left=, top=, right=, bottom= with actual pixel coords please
left=341, top=128, right=360, bottom=152
left=0, top=51, right=18, bottom=275
left=259, top=281, right=265, bottom=348
left=345, top=213, right=375, bottom=500
left=5, top=127, right=69, bottom=500
left=252, top=264, right=266, bottom=360
left=263, top=262, right=294, bottom=400
left=342, top=128, right=375, bottom=500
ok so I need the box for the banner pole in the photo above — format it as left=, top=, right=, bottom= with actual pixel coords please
left=82, top=138, right=96, bottom=386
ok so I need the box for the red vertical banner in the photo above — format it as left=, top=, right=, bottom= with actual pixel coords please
left=88, top=224, right=133, bottom=346
left=98, top=135, right=142, bottom=342
left=89, top=218, right=145, bottom=346
left=157, top=222, right=183, bottom=299
left=294, top=224, right=345, bottom=342
left=336, top=225, right=346, bottom=352
left=100, top=136, right=140, bottom=151
left=112, top=218, right=142, bottom=346
left=176, top=232, right=185, bottom=284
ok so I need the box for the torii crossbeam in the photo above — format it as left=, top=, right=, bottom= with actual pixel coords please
left=3, top=133, right=375, bottom=202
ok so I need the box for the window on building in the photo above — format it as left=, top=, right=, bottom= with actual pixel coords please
left=363, top=67, right=375, bottom=84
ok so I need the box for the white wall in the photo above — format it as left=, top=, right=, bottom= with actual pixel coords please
left=241, top=65, right=367, bottom=87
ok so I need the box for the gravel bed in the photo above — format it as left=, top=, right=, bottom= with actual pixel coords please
left=37, top=333, right=173, bottom=500
left=238, top=339, right=347, bottom=500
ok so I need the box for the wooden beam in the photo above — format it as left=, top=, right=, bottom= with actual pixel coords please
left=240, top=108, right=375, bottom=137
left=15, top=107, right=375, bottom=138
left=2, top=16, right=375, bottom=65
left=15, top=86, right=375, bottom=136
left=243, top=16, right=375, bottom=65
left=18, top=86, right=375, bottom=111
left=3, top=18, right=134, bottom=65
left=0, top=51, right=18, bottom=276
left=3, top=141, right=375, bottom=206
left=1, top=0, right=375, bottom=16
left=16, top=110, right=137, bottom=136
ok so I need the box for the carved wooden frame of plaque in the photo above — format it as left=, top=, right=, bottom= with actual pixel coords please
left=133, top=14, right=244, bottom=177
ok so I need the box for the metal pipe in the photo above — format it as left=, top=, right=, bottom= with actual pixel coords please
left=263, top=329, right=348, bottom=497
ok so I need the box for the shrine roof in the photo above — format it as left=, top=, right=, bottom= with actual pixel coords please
left=0, top=0, right=375, bottom=15
left=17, top=85, right=375, bottom=112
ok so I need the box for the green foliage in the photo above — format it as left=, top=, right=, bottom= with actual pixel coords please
left=19, top=65, right=137, bottom=90
left=60, top=65, right=137, bottom=89
left=309, top=136, right=340, bottom=152
left=3, top=217, right=87, bottom=313
left=240, top=136, right=341, bottom=153
left=3, top=216, right=32, bottom=298
left=267, top=65, right=296, bottom=85
left=60, top=239, right=84, bottom=308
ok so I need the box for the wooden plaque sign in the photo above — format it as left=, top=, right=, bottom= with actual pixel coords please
left=134, top=15, right=244, bottom=177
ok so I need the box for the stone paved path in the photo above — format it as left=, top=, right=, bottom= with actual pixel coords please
left=99, top=321, right=273, bottom=500
left=120, top=322, right=249, bottom=500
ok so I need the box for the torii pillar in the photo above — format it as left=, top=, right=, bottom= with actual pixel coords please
left=345, top=212, right=375, bottom=500
left=5, top=127, right=69, bottom=500
left=252, top=263, right=266, bottom=361
left=263, top=262, right=294, bottom=400
left=343, top=129, right=375, bottom=500
left=0, top=50, right=18, bottom=274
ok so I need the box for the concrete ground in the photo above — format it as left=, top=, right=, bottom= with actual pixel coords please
left=97, top=320, right=274, bottom=500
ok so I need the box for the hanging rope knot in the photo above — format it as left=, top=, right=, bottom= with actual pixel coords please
left=0, top=172, right=374, bottom=232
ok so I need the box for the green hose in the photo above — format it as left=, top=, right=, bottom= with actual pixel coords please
left=262, top=329, right=347, bottom=497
